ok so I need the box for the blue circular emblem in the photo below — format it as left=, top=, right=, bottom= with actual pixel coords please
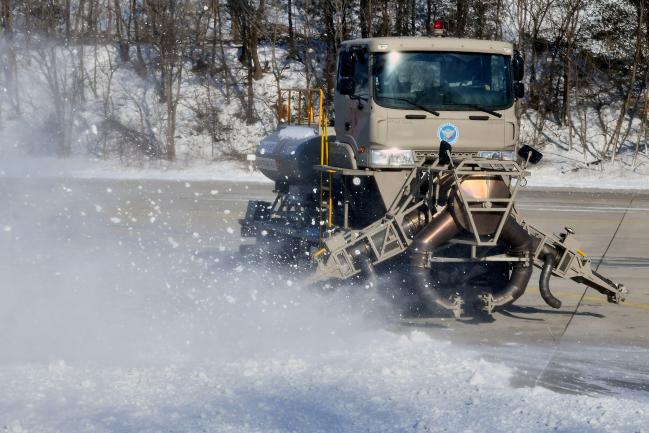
left=437, top=123, right=459, bottom=144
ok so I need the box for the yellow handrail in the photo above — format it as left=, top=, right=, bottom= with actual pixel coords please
left=317, top=89, right=333, bottom=243
left=278, top=88, right=323, bottom=127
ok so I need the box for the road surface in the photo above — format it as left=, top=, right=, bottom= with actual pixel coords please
left=1, top=176, right=648, bottom=398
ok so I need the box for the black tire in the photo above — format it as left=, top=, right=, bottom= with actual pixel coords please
left=416, top=244, right=510, bottom=315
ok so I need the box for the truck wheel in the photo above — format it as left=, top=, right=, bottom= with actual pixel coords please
left=417, top=245, right=510, bottom=316
left=420, top=261, right=509, bottom=316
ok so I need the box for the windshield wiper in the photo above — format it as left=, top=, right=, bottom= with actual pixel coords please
left=456, top=104, right=503, bottom=118
left=378, top=96, right=440, bottom=117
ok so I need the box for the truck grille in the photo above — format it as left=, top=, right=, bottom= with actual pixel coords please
left=414, top=150, right=478, bottom=162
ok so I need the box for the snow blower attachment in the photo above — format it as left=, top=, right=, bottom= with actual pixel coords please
left=241, top=36, right=627, bottom=318
left=303, top=157, right=627, bottom=317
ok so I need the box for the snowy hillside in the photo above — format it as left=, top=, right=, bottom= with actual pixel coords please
left=1, top=0, right=648, bottom=189
left=0, top=40, right=308, bottom=161
left=0, top=42, right=646, bottom=189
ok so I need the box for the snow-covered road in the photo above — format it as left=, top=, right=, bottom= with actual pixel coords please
left=1, top=176, right=648, bottom=433
left=4, top=330, right=649, bottom=433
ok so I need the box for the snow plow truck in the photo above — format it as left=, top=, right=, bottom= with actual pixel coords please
left=240, top=32, right=627, bottom=318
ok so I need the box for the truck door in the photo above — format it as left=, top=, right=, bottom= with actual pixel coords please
left=334, top=45, right=370, bottom=150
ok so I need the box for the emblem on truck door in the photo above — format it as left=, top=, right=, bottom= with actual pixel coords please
left=437, top=123, right=459, bottom=144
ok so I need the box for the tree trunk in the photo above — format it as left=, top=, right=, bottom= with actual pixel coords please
left=360, top=0, right=371, bottom=38
left=475, top=1, right=486, bottom=39
left=64, top=0, right=71, bottom=41
left=494, top=0, right=503, bottom=39
left=322, top=0, right=337, bottom=104
left=302, top=0, right=312, bottom=86
left=1, top=0, right=20, bottom=116
left=410, top=0, right=415, bottom=35
left=426, top=0, right=433, bottom=36
left=75, top=0, right=85, bottom=35
left=246, top=66, right=254, bottom=124
left=395, top=1, right=404, bottom=35
left=250, top=0, right=265, bottom=81
left=288, top=0, right=295, bottom=54
left=165, top=61, right=181, bottom=161
left=608, top=0, right=644, bottom=161
left=380, top=0, right=389, bottom=36
left=132, top=0, right=145, bottom=72
left=1, top=0, right=10, bottom=33
left=115, top=0, right=130, bottom=61
left=455, top=0, right=468, bottom=37
left=215, top=0, right=230, bottom=102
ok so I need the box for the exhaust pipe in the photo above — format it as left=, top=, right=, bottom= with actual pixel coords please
left=486, top=216, right=535, bottom=309
left=409, top=211, right=461, bottom=311
left=539, top=247, right=562, bottom=308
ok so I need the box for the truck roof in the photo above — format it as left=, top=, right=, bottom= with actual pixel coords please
left=340, top=37, right=514, bottom=56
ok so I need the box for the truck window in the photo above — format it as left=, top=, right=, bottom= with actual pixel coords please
left=337, top=47, right=369, bottom=96
left=373, top=51, right=513, bottom=110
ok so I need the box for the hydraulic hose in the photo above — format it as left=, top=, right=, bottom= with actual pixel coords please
left=539, top=248, right=562, bottom=309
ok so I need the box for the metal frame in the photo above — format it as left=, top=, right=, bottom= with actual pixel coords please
left=314, top=157, right=529, bottom=280
left=307, top=158, right=627, bottom=305
left=442, top=158, right=527, bottom=247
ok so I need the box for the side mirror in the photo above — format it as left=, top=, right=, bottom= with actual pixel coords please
left=518, top=145, right=543, bottom=164
left=513, top=52, right=524, bottom=81
left=514, top=82, right=525, bottom=99
left=339, top=51, right=354, bottom=77
left=338, top=77, right=356, bottom=96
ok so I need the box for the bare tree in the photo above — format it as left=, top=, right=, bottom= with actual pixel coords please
left=34, top=45, right=83, bottom=156
left=145, top=0, right=189, bottom=160
left=1, top=0, right=20, bottom=117
left=455, top=0, right=469, bottom=37
left=360, top=0, right=372, bottom=38
left=228, top=0, right=265, bottom=123
left=607, top=0, right=645, bottom=161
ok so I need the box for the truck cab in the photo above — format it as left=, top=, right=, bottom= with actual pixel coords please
left=334, top=37, right=525, bottom=169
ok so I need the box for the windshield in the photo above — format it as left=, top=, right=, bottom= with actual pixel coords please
left=372, top=51, right=513, bottom=111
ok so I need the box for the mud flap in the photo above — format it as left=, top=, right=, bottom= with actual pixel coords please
left=239, top=200, right=272, bottom=237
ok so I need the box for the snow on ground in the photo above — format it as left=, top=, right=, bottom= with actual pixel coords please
left=0, top=143, right=647, bottom=190
left=75, top=159, right=269, bottom=183
left=0, top=155, right=270, bottom=183
left=527, top=154, right=649, bottom=190
left=4, top=330, right=649, bottom=433
left=525, top=137, right=649, bottom=190
left=2, top=154, right=647, bottom=191
left=521, top=110, right=649, bottom=190
left=1, top=175, right=649, bottom=433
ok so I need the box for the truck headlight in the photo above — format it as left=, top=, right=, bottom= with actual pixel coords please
left=370, top=149, right=414, bottom=167
left=478, top=150, right=514, bottom=161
